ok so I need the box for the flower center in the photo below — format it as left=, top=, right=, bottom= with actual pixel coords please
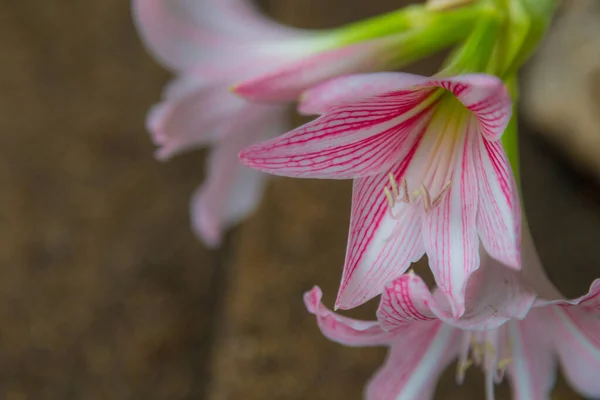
left=384, top=172, right=451, bottom=218
left=456, top=329, right=513, bottom=400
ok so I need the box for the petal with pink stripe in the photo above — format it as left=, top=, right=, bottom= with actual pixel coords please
left=474, top=135, right=521, bottom=269
left=365, top=323, right=458, bottom=400
left=422, top=114, right=480, bottom=318
left=430, top=74, right=512, bottom=142
left=377, top=274, right=436, bottom=330
left=304, top=287, right=396, bottom=347
left=550, top=306, right=600, bottom=398
left=506, top=310, right=556, bottom=400
left=335, top=159, right=426, bottom=309
left=240, top=92, right=436, bottom=179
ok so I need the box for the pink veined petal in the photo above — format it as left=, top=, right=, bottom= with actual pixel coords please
left=239, top=91, right=437, bottom=179
left=474, top=134, right=522, bottom=269
left=549, top=306, right=600, bottom=398
left=430, top=74, right=512, bottom=142
left=365, top=323, right=458, bottom=400
left=377, top=274, right=436, bottom=330
left=429, top=251, right=536, bottom=331
left=422, top=114, right=480, bottom=318
left=304, top=287, right=396, bottom=347
left=544, top=279, right=600, bottom=313
left=336, top=159, right=428, bottom=310
left=190, top=110, right=285, bottom=246
left=298, top=72, right=434, bottom=116
left=506, top=309, right=557, bottom=400
left=233, top=37, right=405, bottom=103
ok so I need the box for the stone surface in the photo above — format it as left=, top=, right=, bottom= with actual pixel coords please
left=0, top=2, right=224, bottom=398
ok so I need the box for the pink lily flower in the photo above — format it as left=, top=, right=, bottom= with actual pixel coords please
left=240, top=72, right=519, bottom=315
left=305, top=230, right=600, bottom=399
left=132, top=0, right=411, bottom=246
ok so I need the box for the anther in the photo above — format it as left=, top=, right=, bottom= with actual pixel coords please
left=497, top=357, right=512, bottom=371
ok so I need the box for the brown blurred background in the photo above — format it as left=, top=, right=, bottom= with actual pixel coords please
left=0, top=0, right=598, bottom=399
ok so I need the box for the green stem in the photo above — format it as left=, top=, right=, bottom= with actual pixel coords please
left=334, top=2, right=485, bottom=45
left=438, top=3, right=505, bottom=75
left=501, top=75, right=520, bottom=187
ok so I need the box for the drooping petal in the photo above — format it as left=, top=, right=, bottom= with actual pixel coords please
left=543, top=279, right=600, bottom=313
left=298, top=72, right=434, bottom=116
left=506, top=310, right=557, bottom=400
left=431, top=74, right=512, bottom=142
left=365, top=323, right=458, bottom=400
left=148, top=78, right=253, bottom=160
left=190, top=109, right=286, bottom=246
left=430, top=251, right=536, bottom=331
left=234, top=38, right=414, bottom=103
left=240, top=91, right=437, bottom=179
left=377, top=273, right=436, bottom=330
left=336, top=160, right=427, bottom=309
left=421, top=109, right=480, bottom=318
left=549, top=306, right=600, bottom=398
left=474, top=134, right=521, bottom=269
left=304, top=287, right=396, bottom=347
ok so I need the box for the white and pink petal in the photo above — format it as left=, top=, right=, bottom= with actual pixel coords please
left=474, top=135, right=521, bottom=269
left=335, top=159, right=427, bottom=309
left=507, top=310, right=557, bottom=400
left=549, top=306, right=600, bottom=398
left=240, top=92, right=435, bottom=179
left=366, top=323, right=458, bottom=400
left=304, top=287, right=397, bottom=347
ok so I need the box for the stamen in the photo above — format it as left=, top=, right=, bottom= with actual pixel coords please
left=497, top=357, right=512, bottom=370
left=484, top=341, right=496, bottom=358
left=384, top=187, right=395, bottom=210
left=388, top=173, right=399, bottom=199
left=457, top=358, right=473, bottom=375
left=400, top=178, right=410, bottom=203
left=420, top=183, right=432, bottom=212
left=432, top=180, right=452, bottom=209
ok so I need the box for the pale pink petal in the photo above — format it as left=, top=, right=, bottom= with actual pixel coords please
left=132, top=0, right=303, bottom=72
left=549, top=307, right=600, bottom=398
left=240, top=92, right=436, bottom=179
left=430, top=252, right=536, bottom=330
left=506, top=310, right=557, bottom=400
left=335, top=161, right=427, bottom=309
left=422, top=117, right=480, bottom=318
left=190, top=109, right=286, bottom=246
left=376, top=274, right=436, bottom=330
left=304, top=287, right=396, bottom=347
left=543, top=279, right=600, bottom=313
left=148, top=79, right=254, bottom=160
left=431, top=74, right=512, bottom=142
left=474, top=134, right=521, bottom=269
left=298, top=72, right=434, bottom=116
left=234, top=37, right=408, bottom=103
left=366, top=323, right=458, bottom=400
